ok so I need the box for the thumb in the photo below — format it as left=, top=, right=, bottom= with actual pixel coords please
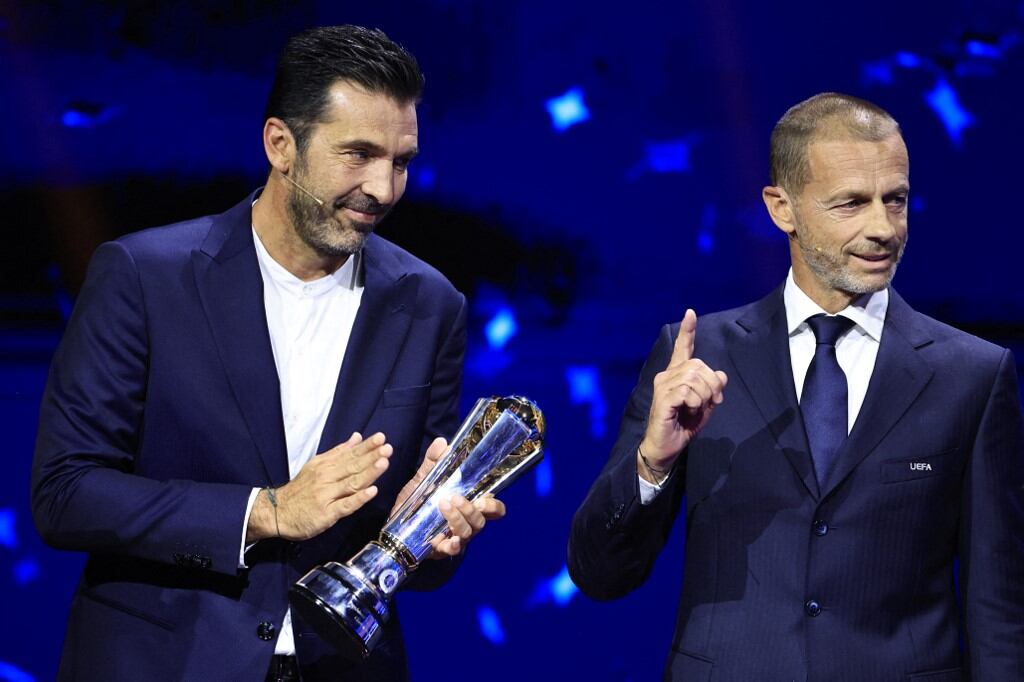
left=424, top=436, right=449, bottom=463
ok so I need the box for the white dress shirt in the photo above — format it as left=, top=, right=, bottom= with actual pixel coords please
left=239, top=226, right=364, bottom=654
left=639, top=270, right=888, bottom=503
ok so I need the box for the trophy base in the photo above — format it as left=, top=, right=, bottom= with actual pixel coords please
left=289, top=561, right=390, bottom=660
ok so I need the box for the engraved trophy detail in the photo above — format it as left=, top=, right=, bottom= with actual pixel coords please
left=289, top=396, right=545, bottom=659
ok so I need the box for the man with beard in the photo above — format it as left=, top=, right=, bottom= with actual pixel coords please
left=32, top=26, right=504, bottom=681
left=569, top=93, right=1024, bottom=680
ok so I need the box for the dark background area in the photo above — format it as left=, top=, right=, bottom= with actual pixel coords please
left=1, top=1, right=1022, bottom=680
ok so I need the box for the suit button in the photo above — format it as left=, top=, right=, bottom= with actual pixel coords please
left=812, top=520, right=829, bottom=536
left=257, top=621, right=276, bottom=641
left=804, top=600, right=822, bottom=617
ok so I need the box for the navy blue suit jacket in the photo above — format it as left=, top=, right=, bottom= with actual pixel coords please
left=569, top=286, right=1024, bottom=681
left=32, top=192, right=467, bottom=681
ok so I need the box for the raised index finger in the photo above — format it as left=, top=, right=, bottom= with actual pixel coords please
left=669, top=308, right=697, bottom=367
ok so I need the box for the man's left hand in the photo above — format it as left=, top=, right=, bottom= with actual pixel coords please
left=389, top=437, right=507, bottom=559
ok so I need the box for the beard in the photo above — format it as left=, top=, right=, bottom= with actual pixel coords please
left=285, top=165, right=386, bottom=259
left=795, top=218, right=907, bottom=295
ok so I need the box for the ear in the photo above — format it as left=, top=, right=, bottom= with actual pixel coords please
left=762, top=185, right=798, bottom=236
left=263, top=117, right=295, bottom=174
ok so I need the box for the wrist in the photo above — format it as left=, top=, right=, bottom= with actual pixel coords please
left=638, top=436, right=680, bottom=471
left=636, top=441, right=675, bottom=486
left=245, top=489, right=277, bottom=542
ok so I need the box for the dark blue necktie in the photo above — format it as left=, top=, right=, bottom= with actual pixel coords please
left=801, top=314, right=854, bottom=488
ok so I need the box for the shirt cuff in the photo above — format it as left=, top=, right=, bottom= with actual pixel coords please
left=638, top=474, right=665, bottom=505
left=239, top=487, right=261, bottom=568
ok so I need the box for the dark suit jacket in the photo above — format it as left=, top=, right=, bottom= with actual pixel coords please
left=569, top=286, right=1024, bottom=681
left=32, top=191, right=467, bottom=681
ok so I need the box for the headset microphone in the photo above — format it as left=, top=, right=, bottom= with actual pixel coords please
left=281, top=171, right=325, bottom=207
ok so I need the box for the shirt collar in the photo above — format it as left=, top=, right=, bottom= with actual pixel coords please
left=251, top=226, right=362, bottom=296
left=783, top=268, right=888, bottom=342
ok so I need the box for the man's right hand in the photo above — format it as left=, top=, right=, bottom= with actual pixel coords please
left=246, top=432, right=392, bottom=543
left=638, top=309, right=727, bottom=483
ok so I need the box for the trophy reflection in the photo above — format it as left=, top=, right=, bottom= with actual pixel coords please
left=290, top=395, right=545, bottom=659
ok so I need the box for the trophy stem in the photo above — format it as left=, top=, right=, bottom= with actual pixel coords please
left=290, top=395, right=545, bottom=660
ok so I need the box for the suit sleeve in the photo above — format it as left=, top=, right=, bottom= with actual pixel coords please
left=960, top=348, right=1024, bottom=677
left=567, top=324, right=687, bottom=600
left=31, top=241, right=253, bottom=576
left=403, top=291, right=468, bottom=592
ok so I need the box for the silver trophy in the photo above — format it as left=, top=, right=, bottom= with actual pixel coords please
left=289, top=396, right=545, bottom=659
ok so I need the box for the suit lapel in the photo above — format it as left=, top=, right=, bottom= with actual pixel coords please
left=317, top=235, right=418, bottom=452
left=192, top=191, right=289, bottom=484
left=821, top=290, right=934, bottom=498
left=728, top=287, right=820, bottom=499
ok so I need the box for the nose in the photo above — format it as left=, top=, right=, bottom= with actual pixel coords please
left=360, top=160, right=398, bottom=207
left=863, top=199, right=899, bottom=243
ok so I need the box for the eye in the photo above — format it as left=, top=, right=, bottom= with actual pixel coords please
left=345, top=150, right=370, bottom=162
left=834, top=198, right=862, bottom=209
left=393, top=157, right=412, bottom=172
left=886, top=194, right=908, bottom=208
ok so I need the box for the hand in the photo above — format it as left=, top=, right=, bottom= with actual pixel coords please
left=639, top=309, right=727, bottom=481
left=390, top=437, right=507, bottom=560
left=246, top=432, right=392, bottom=542
left=428, top=493, right=506, bottom=559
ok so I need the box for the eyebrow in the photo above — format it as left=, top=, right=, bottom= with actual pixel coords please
left=333, top=139, right=419, bottom=159
left=826, top=183, right=910, bottom=202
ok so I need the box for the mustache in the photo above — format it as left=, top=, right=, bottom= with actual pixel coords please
left=332, top=195, right=387, bottom=214
left=846, top=242, right=901, bottom=257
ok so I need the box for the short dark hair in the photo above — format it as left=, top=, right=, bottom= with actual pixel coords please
left=264, top=25, right=424, bottom=153
left=769, top=92, right=901, bottom=192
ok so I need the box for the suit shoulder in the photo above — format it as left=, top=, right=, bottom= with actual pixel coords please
left=114, top=215, right=216, bottom=263
left=904, top=308, right=1009, bottom=366
left=666, top=298, right=768, bottom=342
left=368, top=234, right=463, bottom=303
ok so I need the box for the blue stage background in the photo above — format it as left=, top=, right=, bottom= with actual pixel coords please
left=2, top=2, right=1022, bottom=680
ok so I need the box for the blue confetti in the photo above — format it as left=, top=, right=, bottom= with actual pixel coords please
left=61, top=110, right=95, bottom=128
left=534, top=457, right=553, bottom=497
left=528, top=565, right=580, bottom=608
left=13, top=558, right=39, bottom=585
left=566, top=366, right=607, bottom=438
left=484, top=307, right=518, bottom=350
left=549, top=565, right=579, bottom=605
left=546, top=87, right=590, bottom=132
left=895, top=51, right=921, bottom=68
left=566, top=366, right=599, bottom=403
left=0, top=509, right=16, bottom=549
left=477, top=606, right=506, bottom=644
left=465, top=347, right=513, bottom=378
left=0, top=661, right=35, bottom=682
left=965, top=40, right=1001, bottom=59
left=644, top=139, right=691, bottom=174
left=862, top=61, right=894, bottom=85
left=697, top=231, right=714, bottom=254
left=697, top=204, right=716, bottom=254
left=925, top=79, right=973, bottom=146
left=60, top=102, right=118, bottom=128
